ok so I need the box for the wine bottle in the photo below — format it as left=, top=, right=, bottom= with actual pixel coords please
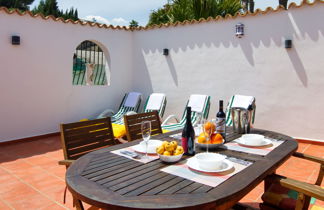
left=216, top=100, right=226, bottom=139
left=181, top=107, right=195, bottom=156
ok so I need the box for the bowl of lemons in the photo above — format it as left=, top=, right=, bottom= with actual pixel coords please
left=156, top=141, right=184, bottom=163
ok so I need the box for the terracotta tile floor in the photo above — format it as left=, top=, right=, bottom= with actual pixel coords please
left=0, top=136, right=323, bottom=210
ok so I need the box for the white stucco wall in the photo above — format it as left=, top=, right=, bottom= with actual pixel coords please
left=0, top=13, right=133, bottom=142
left=132, top=3, right=324, bottom=141
left=1, top=2, right=324, bottom=142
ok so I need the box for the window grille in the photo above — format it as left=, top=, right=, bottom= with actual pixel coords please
left=73, top=40, right=108, bottom=85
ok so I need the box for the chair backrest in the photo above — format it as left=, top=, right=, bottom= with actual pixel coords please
left=60, top=117, right=115, bottom=160
left=111, top=92, right=142, bottom=124
left=123, top=92, right=142, bottom=110
left=225, top=95, right=256, bottom=126
left=143, top=93, right=167, bottom=117
left=124, top=111, right=162, bottom=142
left=182, top=94, right=211, bottom=123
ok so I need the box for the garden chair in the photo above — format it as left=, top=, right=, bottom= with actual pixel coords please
left=143, top=93, right=167, bottom=118
left=58, top=117, right=115, bottom=207
left=161, top=94, right=210, bottom=131
left=260, top=152, right=324, bottom=210
left=97, top=92, right=142, bottom=123
left=225, top=94, right=256, bottom=126
left=112, top=93, right=167, bottom=142
left=124, top=111, right=163, bottom=142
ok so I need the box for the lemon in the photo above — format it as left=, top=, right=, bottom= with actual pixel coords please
left=163, top=151, right=171, bottom=156
left=156, top=146, right=165, bottom=155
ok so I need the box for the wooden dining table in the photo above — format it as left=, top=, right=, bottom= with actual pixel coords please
left=66, top=128, right=298, bottom=210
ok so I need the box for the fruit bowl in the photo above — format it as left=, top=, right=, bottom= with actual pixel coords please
left=156, top=140, right=184, bottom=163
left=195, top=139, right=225, bottom=149
left=158, top=152, right=183, bottom=163
left=196, top=132, right=225, bottom=149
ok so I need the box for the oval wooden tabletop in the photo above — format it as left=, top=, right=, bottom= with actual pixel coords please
left=66, top=128, right=298, bottom=210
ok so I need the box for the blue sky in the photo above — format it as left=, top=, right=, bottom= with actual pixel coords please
left=30, top=0, right=302, bottom=26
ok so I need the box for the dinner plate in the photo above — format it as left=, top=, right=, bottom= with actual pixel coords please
left=235, top=138, right=272, bottom=147
left=187, top=158, right=233, bottom=173
left=195, top=139, right=225, bottom=149
left=132, top=139, right=162, bottom=154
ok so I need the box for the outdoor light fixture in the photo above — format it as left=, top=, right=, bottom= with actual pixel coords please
left=11, top=35, right=20, bottom=45
left=163, top=48, right=169, bottom=56
left=235, top=23, right=244, bottom=38
left=285, top=39, right=292, bottom=49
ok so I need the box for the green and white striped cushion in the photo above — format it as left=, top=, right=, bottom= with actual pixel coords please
left=162, top=96, right=210, bottom=131
left=111, top=93, right=142, bottom=124
left=143, top=94, right=167, bottom=118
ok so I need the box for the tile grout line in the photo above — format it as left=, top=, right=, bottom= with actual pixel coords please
left=0, top=165, right=70, bottom=210
left=0, top=151, right=65, bottom=182
left=21, top=156, right=66, bottom=182
left=301, top=143, right=311, bottom=153
left=306, top=169, right=317, bottom=183
left=0, top=196, right=15, bottom=210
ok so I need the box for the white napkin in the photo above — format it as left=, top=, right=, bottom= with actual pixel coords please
left=124, top=92, right=142, bottom=107
left=146, top=93, right=165, bottom=110
left=188, top=94, right=207, bottom=113
left=231, top=95, right=255, bottom=109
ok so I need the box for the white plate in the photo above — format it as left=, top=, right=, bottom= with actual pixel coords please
left=187, top=158, right=233, bottom=173
left=132, top=139, right=162, bottom=154
left=195, top=139, right=225, bottom=149
left=235, top=138, right=272, bottom=147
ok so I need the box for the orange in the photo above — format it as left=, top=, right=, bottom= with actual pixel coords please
left=204, top=122, right=215, bottom=133
left=197, top=133, right=207, bottom=143
left=211, top=133, right=223, bottom=144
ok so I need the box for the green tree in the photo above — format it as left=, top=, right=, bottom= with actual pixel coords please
left=148, top=4, right=172, bottom=26
left=32, top=0, right=59, bottom=17
left=0, top=0, right=35, bottom=11
left=32, top=0, right=78, bottom=20
left=147, top=0, right=242, bottom=26
left=129, top=20, right=139, bottom=28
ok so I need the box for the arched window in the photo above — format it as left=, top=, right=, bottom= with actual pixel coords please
left=72, top=40, right=109, bottom=86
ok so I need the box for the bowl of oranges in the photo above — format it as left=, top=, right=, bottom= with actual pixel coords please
left=196, top=121, right=225, bottom=149
left=156, top=141, right=184, bottom=163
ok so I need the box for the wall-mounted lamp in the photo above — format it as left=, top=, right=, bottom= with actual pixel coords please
left=163, top=48, right=169, bottom=56
left=11, top=35, right=20, bottom=45
left=285, top=39, right=292, bottom=49
left=235, top=23, right=244, bottom=38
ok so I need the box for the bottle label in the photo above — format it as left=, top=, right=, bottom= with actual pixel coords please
left=216, top=117, right=226, bottom=133
left=181, top=137, right=188, bottom=153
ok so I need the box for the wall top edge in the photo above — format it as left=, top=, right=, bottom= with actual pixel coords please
left=1, top=0, right=323, bottom=31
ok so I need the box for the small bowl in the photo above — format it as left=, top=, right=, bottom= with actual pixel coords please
left=241, top=134, right=264, bottom=145
left=158, top=153, right=183, bottom=163
left=195, top=153, right=226, bottom=170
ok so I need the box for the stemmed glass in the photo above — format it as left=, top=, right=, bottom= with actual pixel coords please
left=141, top=121, right=151, bottom=158
left=202, top=119, right=215, bottom=153
left=195, top=113, right=203, bottom=135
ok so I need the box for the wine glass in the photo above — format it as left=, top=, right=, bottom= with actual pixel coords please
left=202, top=119, right=214, bottom=153
left=195, top=113, right=203, bottom=135
left=141, top=121, right=151, bottom=158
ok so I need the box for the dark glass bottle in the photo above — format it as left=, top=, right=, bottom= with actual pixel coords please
left=216, top=100, right=226, bottom=139
left=181, top=107, right=195, bottom=156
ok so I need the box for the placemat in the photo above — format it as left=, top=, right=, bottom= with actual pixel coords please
left=169, top=132, right=182, bottom=139
left=161, top=157, right=252, bottom=187
left=111, top=146, right=159, bottom=164
left=224, top=137, right=284, bottom=156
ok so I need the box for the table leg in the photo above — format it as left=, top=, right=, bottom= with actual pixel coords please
left=72, top=196, right=84, bottom=210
